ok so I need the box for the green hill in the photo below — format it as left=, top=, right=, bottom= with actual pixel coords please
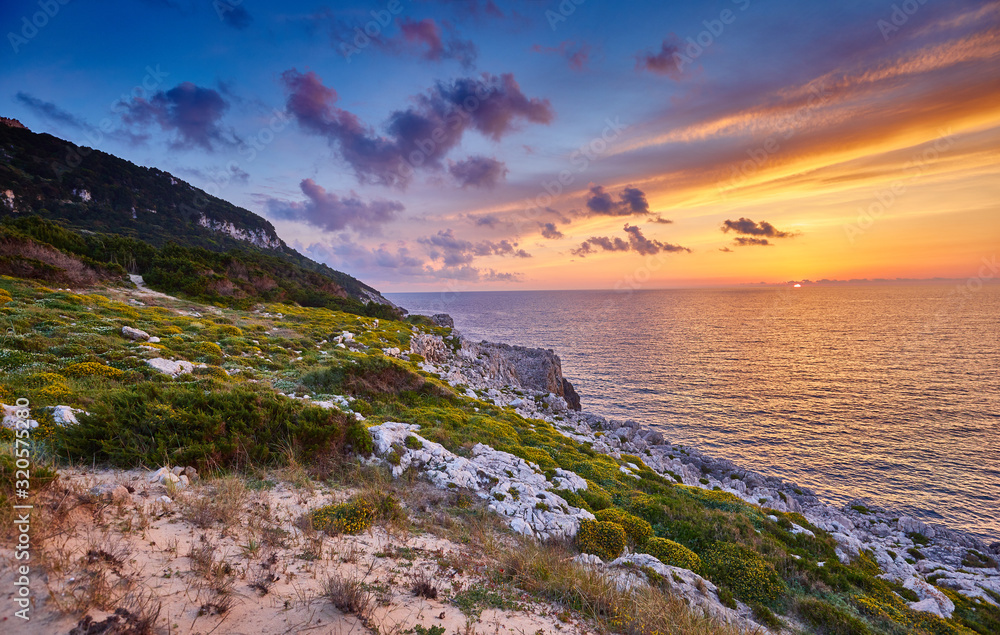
left=0, top=120, right=398, bottom=317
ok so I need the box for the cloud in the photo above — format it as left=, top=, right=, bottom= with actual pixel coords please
left=473, top=214, right=502, bottom=227
left=120, top=82, right=233, bottom=150
left=281, top=69, right=553, bottom=187
left=531, top=41, right=592, bottom=70
left=649, top=215, right=673, bottom=224
left=719, top=247, right=734, bottom=252
left=721, top=217, right=795, bottom=238
left=584, top=185, right=651, bottom=216
left=265, top=179, right=404, bottom=233
left=15, top=92, right=89, bottom=129
left=721, top=217, right=798, bottom=247
left=572, top=224, right=690, bottom=257
left=449, top=155, right=508, bottom=188
left=396, top=18, right=478, bottom=68
left=733, top=237, right=774, bottom=247
left=539, top=222, right=563, bottom=239
left=216, top=1, right=252, bottom=29
left=636, top=38, right=684, bottom=79
left=419, top=229, right=530, bottom=266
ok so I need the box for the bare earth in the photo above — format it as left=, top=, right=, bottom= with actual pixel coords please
left=1, top=468, right=590, bottom=635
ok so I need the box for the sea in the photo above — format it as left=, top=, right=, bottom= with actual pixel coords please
left=387, top=284, right=1000, bottom=541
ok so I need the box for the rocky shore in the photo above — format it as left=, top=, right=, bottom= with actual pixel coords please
left=403, top=321, right=1000, bottom=621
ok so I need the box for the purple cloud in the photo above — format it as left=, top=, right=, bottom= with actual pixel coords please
left=721, top=217, right=795, bottom=237
left=584, top=185, right=651, bottom=216
left=266, top=179, right=403, bottom=233
left=419, top=229, right=531, bottom=266
left=397, top=18, right=478, bottom=68
left=449, top=156, right=508, bottom=188
left=120, top=82, right=232, bottom=150
left=721, top=217, right=798, bottom=247
left=637, top=38, right=684, bottom=79
left=572, top=224, right=690, bottom=257
left=15, top=92, right=88, bottom=129
left=281, top=69, right=553, bottom=187
left=539, top=222, right=564, bottom=239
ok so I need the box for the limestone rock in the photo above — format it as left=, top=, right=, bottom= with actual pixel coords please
left=121, top=326, right=150, bottom=341
left=146, top=358, right=196, bottom=377
left=431, top=313, right=454, bottom=328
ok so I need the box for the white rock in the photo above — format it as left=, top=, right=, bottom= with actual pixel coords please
left=47, top=405, right=84, bottom=426
left=121, top=326, right=150, bottom=341
left=146, top=358, right=195, bottom=377
left=148, top=336, right=161, bottom=343
left=904, top=577, right=955, bottom=618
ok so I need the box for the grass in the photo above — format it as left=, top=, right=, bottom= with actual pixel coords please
left=0, top=272, right=996, bottom=635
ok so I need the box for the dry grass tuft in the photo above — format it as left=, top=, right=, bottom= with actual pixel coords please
left=324, top=572, right=374, bottom=620
left=411, top=568, right=439, bottom=600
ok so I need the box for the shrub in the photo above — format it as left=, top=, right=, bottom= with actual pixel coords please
left=302, top=354, right=448, bottom=398
left=56, top=383, right=368, bottom=469
left=576, top=520, right=626, bottom=561
left=797, top=597, right=873, bottom=634
left=312, top=499, right=376, bottom=535
left=751, top=602, right=783, bottom=630
left=404, top=435, right=422, bottom=450
left=63, top=361, right=125, bottom=379
left=641, top=537, right=701, bottom=572
left=701, top=542, right=785, bottom=606
left=579, top=481, right=612, bottom=511
left=311, top=492, right=402, bottom=535
left=594, top=508, right=653, bottom=546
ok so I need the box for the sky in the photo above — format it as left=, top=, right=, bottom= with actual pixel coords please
left=2, top=0, right=998, bottom=292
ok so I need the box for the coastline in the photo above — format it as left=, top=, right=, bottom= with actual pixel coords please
left=400, top=320, right=1000, bottom=618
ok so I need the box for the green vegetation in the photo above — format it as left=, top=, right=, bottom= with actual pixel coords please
left=641, top=537, right=701, bottom=571
left=701, top=542, right=785, bottom=606
left=0, top=123, right=387, bottom=308
left=1, top=216, right=397, bottom=318
left=0, top=269, right=995, bottom=635
left=576, top=520, right=627, bottom=561
left=311, top=493, right=402, bottom=535
left=593, top=507, right=653, bottom=546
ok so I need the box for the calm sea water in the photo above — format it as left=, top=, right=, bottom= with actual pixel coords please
left=388, top=285, right=1000, bottom=540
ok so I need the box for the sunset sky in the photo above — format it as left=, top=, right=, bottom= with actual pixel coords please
left=2, top=0, right=998, bottom=291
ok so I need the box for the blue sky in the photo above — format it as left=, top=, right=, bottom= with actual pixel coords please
left=3, top=0, right=998, bottom=291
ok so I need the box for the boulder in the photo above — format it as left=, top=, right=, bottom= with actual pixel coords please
left=431, top=313, right=455, bottom=328
left=146, top=358, right=196, bottom=377
left=121, top=326, right=150, bottom=341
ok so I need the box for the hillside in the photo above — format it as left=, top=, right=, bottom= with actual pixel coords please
left=1, top=272, right=998, bottom=635
left=0, top=120, right=394, bottom=312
